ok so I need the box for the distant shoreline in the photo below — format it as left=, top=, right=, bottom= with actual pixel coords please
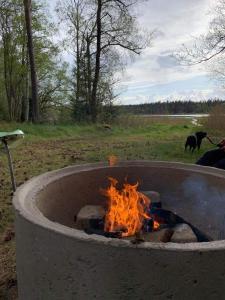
left=141, top=114, right=209, bottom=118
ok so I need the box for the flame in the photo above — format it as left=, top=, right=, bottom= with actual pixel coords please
left=108, top=155, right=118, bottom=167
left=153, top=220, right=160, bottom=230
left=103, top=177, right=159, bottom=237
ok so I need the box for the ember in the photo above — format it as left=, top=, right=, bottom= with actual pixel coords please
left=102, top=177, right=159, bottom=237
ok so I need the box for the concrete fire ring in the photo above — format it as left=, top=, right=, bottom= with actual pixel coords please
left=13, top=161, right=225, bottom=300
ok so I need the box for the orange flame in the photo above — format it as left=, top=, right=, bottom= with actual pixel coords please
left=103, top=177, right=159, bottom=237
left=153, top=219, right=160, bottom=230
left=108, top=155, right=118, bottom=167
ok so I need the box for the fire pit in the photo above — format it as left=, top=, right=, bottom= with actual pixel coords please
left=13, top=161, right=225, bottom=299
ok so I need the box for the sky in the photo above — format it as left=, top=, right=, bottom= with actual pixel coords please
left=50, top=0, right=223, bottom=104
left=116, top=0, right=223, bottom=105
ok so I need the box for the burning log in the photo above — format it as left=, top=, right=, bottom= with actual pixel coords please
left=84, top=228, right=123, bottom=238
left=102, top=177, right=160, bottom=237
left=150, top=208, right=184, bottom=226
left=130, top=231, right=145, bottom=244
left=125, top=228, right=174, bottom=244
left=76, top=176, right=204, bottom=244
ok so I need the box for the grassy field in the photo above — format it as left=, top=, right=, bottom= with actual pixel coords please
left=0, top=116, right=222, bottom=299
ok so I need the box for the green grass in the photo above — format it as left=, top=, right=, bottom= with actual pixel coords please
left=0, top=121, right=101, bottom=140
left=0, top=117, right=222, bottom=298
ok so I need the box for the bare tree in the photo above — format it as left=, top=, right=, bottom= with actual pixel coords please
left=57, top=0, right=150, bottom=122
left=23, top=0, right=39, bottom=122
left=174, top=0, right=225, bottom=104
left=91, top=0, right=147, bottom=122
left=177, top=0, right=225, bottom=65
left=90, top=0, right=101, bottom=122
left=57, top=0, right=96, bottom=120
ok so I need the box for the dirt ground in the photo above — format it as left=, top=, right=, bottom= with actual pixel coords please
left=0, top=121, right=211, bottom=298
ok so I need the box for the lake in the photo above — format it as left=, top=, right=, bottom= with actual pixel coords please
left=142, top=114, right=209, bottom=118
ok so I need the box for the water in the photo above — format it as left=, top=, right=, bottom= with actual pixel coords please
left=142, top=114, right=209, bottom=118
left=142, top=114, right=208, bottom=126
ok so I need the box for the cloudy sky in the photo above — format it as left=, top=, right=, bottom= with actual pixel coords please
left=115, top=0, right=223, bottom=104
left=50, top=0, right=223, bottom=104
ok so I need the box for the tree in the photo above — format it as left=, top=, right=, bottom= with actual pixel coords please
left=204, top=103, right=225, bottom=132
left=0, top=0, right=70, bottom=122
left=90, top=0, right=101, bottom=122
left=177, top=0, right=225, bottom=65
left=91, top=0, right=148, bottom=122
left=0, top=0, right=30, bottom=121
left=57, top=0, right=150, bottom=122
left=57, top=0, right=95, bottom=121
left=23, top=0, right=39, bottom=122
left=176, top=0, right=225, bottom=108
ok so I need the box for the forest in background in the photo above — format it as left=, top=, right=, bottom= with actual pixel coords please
left=1, top=0, right=225, bottom=124
left=118, top=99, right=225, bottom=115
left=0, top=0, right=151, bottom=123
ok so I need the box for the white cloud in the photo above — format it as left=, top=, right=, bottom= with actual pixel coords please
left=118, top=0, right=219, bottom=103
left=49, top=0, right=220, bottom=104
left=117, top=86, right=224, bottom=105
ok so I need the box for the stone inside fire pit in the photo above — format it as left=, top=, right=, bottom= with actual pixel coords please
left=74, top=192, right=200, bottom=243
left=13, top=161, right=225, bottom=300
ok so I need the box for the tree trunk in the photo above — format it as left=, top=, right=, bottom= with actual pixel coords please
left=75, top=10, right=80, bottom=107
left=2, top=34, right=12, bottom=120
left=23, top=0, right=39, bottom=123
left=86, top=35, right=92, bottom=113
left=91, top=0, right=102, bottom=123
left=21, top=24, right=29, bottom=122
left=21, top=66, right=30, bottom=122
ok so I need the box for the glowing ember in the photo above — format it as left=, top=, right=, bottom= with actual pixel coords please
left=153, top=219, right=160, bottom=230
left=103, top=177, right=159, bottom=237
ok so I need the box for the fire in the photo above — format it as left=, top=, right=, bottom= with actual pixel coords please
left=103, top=177, right=159, bottom=237
left=108, top=155, right=118, bottom=167
left=153, top=219, right=160, bottom=230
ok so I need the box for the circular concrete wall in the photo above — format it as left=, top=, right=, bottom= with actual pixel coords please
left=13, top=161, right=225, bottom=300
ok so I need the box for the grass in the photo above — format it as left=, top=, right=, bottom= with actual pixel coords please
left=0, top=116, right=223, bottom=298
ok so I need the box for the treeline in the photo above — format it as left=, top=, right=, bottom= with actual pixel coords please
left=0, top=0, right=148, bottom=123
left=0, top=0, right=69, bottom=122
left=118, top=99, right=225, bottom=115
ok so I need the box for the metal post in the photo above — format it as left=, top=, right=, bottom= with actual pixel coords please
left=2, top=138, right=16, bottom=192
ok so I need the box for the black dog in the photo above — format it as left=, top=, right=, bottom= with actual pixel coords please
left=185, top=131, right=207, bottom=152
